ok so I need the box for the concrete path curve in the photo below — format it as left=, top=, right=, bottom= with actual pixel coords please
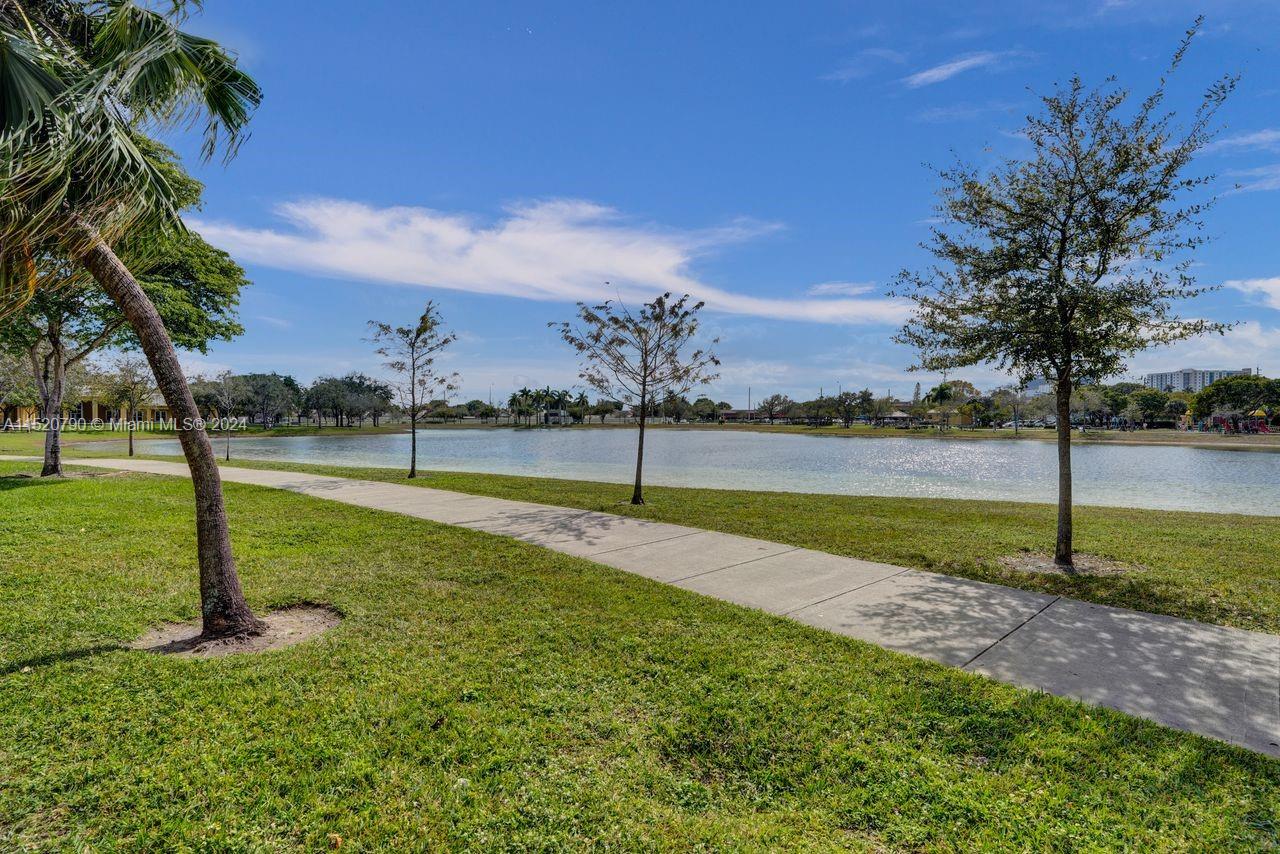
left=12, top=455, right=1278, bottom=757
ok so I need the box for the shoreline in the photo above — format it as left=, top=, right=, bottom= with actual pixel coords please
left=43, top=420, right=1280, bottom=454
left=48, top=448, right=1280, bottom=519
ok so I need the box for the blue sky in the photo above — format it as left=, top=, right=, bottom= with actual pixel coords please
left=168, top=0, right=1280, bottom=405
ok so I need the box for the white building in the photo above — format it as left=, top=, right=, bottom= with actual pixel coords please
left=1143, top=368, right=1252, bottom=393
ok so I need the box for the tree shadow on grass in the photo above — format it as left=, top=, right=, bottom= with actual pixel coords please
left=0, top=645, right=121, bottom=676
left=0, top=473, right=52, bottom=491
left=965, top=560, right=1274, bottom=633
left=0, top=471, right=131, bottom=492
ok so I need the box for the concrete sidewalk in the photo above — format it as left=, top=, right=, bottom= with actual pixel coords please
left=11, top=455, right=1278, bottom=757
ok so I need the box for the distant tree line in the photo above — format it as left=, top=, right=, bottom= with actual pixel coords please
left=742, top=376, right=1277, bottom=431
left=189, top=372, right=396, bottom=429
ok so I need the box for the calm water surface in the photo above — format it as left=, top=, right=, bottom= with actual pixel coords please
left=116, top=428, right=1280, bottom=516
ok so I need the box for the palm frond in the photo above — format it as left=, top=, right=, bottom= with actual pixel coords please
left=0, top=27, right=64, bottom=135
left=0, top=237, right=38, bottom=321
left=94, top=1, right=261, bottom=160
left=0, top=0, right=259, bottom=317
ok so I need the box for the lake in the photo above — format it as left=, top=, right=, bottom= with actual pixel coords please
left=114, top=428, right=1280, bottom=516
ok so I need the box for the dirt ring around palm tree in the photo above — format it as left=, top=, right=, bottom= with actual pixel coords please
left=999, top=552, right=1136, bottom=577
left=129, top=604, right=342, bottom=658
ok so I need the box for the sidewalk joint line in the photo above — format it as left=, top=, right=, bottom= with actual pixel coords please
left=782, top=568, right=912, bottom=615
left=666, top=547, right=801, bottom=584
left=961, top=595, right=1062, bottom=670
left=587, top=530, right=704, bottom=556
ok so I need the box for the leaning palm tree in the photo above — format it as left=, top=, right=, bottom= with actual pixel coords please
left=0, top=1, right=264, bottom=638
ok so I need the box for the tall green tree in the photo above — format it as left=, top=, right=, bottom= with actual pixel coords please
left=305, top=376, right=351, bottom=428
left=0, top=350, right=37, bottom=424
left=831, top=391, right=859, bottom=427
left=553, top=293, right=718, bottom=505
left=343, top=373, right=394, bottom=426
left=922, top=382, right=957, bottom=430
left=855, top=388, right=875, bottom=421
left=508, top=389, right=532, bottom=425
left=893, top=24, right=1231, bottom=567
left=1129, top=388, right=1171, bottom=425
left=757, top=393, right=793, bottom=424
left=0, top=1, right=263, bottom=636
left=1192, top=374, right=1279, bottom=421
left=240, top=372, right=300, bottom=427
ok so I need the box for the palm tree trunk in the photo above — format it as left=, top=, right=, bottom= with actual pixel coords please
left=1054, top=377, right=1074, bottom=568
left=76, top=227, right=263, bottom=638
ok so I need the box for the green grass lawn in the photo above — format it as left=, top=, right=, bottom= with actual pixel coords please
left=1, top=459, right=1277, bottom=849
left=0, top=423, right=407, bottom=457
left=174, top=458, right=1280, bottom=635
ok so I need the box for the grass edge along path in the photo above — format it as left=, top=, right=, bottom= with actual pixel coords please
left=153, top=456, right=1280, bottom=635
left=0, top=460, right=1278, bottom=849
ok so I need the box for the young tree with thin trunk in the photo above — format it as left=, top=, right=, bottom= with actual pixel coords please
left=870, top=395, right=894, bottom=426
left=552, top=292, right=718, bottom=505
left=101, top=354, right=155, bottom=457
left=368, top=303, right=458, bottom=478
left=0, top=0, right=265, bottom=638
left=208, top=371, right=246, bottom=461
left=893, top=22, right=1232, bottom=568
left=991, top=386, right=1029, bottom=434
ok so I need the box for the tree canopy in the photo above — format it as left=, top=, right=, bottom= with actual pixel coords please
left=1192, top=374, right=1280, bottom=420
left=892, top=21, right=1232, bottom=567
left=0, top=0, right=261, bottom=315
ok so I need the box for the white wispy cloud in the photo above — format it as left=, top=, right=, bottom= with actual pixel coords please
left=806, top=281, right=876, bottom=296
left=713, top=358, right=798, bottom=388
left=179, top=356, right=233, bottom=378
left=194, top=198, right=911, bottom=326
left=253, top=314, right=293, bottom=329
left=1225, top=164, right=1280, bottom=193
left=821, top=47, right=906, bottom=83
left=1203, top=128, right=1280, bottom=155
left=1127, top=321, right=1279, bottom=377
left=902, top=51, right=1013, bottom=88
left=1224, top=277, right=1280, bottom=310
left=914, top=100, right=1019, bottom=123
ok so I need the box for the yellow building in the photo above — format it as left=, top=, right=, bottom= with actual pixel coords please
left=3, top=395, right=170, bottom=427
